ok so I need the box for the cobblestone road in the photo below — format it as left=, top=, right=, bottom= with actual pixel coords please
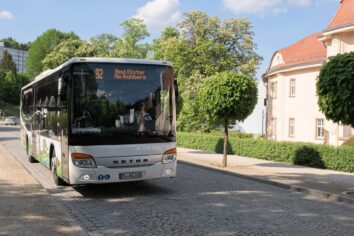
left=1, top=126, right=354, bottom=236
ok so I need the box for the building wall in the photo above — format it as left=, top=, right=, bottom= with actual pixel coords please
left=342, top=31, right=354, bottom=53
left=0, top=43, right=28, bottom=73
left=324, top=30, right=354, bottom=145
left=326, top=31, right=354, bottom=56
left=266, top=29, right=354, bottom=146
left=266, top=67, right=330, bottom=144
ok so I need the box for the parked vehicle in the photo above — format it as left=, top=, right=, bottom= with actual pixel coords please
left=4, top=117, right=18, bottom=126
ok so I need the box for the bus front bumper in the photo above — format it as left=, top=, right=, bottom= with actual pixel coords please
left=69, top=161, right=176, bottom=185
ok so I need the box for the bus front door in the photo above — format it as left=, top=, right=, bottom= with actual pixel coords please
left=59, top=107, right=70, bottom=183
left=31, top=113, right=40, bottom=157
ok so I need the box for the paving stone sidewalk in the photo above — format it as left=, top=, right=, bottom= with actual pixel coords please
left=0, top=144, right=87, bottom=236
left=177, top=147, right=354, bottom=204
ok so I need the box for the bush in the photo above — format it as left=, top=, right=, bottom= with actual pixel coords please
left=342, top=136, right=354, bottom=147
left=293, top=146, right=325, bottom=168
left=177, top=132, right=354, bottom=173
left=196, top=131, right=253, bottom=139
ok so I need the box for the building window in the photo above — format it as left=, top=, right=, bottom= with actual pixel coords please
left=270, top=81, right=277, bottom=99
left=271, top=117, right=277, bottom=140
left=289, top=79, right=296, bottom=97
left=316, top=119, right=324, bottom=139
left=340, top=125, right=352, bottom=138
left=289, top=118, right=295, bottom=138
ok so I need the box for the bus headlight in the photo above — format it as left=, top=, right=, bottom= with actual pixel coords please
left=162, top=148, right=176, bottom=164
left=71, top=153, right=97, bottom=168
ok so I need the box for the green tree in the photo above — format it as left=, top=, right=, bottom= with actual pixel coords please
left=91, top=33, right=118, bottom=57
left=111, top=18, right=150, bottom=58
left=26, top=29, right=78, bottom=78
left=42, top=38, right=97, bottom=70
left=151, top=27, right=182, bottom=63
left=0, top=51, right=17, bottom=74
left=152, top=11, right=261, bottom=131
left=17, top=73, right=31, bottom=88
left=3, top=71, right=20, bottom=104
left=200, top=72, right=258, bottom=167
left=317, top=52, right=354, bottom=127
left=0, top=69, right=5, bottom=101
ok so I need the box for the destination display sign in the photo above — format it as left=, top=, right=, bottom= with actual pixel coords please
left=95, top=67, right=147, bottom=80
left=114, top=69, right=146, bottom=80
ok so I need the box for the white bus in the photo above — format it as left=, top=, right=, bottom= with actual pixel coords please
left=20, top=58, right=177, bottom=185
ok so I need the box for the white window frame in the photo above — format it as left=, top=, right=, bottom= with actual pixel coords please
left=271, top=117, right=277, bottom=140
left=289, top=118, right=295, bottom=138
left=289, top=79, right=296, bottom=97
left=270, top=81, right=277, bottom=99
left=316, top=119, right=324, bottom=140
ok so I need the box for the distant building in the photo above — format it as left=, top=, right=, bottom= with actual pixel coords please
left=263, top=0, right=354, bottom=146
left=0, top=41, right=28, bottom=73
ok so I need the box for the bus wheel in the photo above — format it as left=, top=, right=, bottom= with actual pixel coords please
left=27, top=138, right=36, bottom=163
left=51, top=152, right=65, bottom=186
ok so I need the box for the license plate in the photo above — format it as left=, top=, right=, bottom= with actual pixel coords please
left=119, top=171, right=143, bottom=180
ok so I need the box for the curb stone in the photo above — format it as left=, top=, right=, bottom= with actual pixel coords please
left=178, top=160, right=354, bottom=206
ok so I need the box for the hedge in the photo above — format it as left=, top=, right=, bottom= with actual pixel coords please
left=177, top=132, right=354, bottom=173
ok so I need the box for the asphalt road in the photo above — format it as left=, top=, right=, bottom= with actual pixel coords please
left=1, top=125, right=354, bottom=236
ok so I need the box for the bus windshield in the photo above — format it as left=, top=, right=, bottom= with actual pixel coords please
left=70, top=62, right=176, bottom=145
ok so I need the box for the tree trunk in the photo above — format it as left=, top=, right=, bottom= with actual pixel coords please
left=223, top=118, right=228, bottom=167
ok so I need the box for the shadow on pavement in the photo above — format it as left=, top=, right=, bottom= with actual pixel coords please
left=56, top=164, right=354, bottom=236
left=0, top=180, right=80, bottom=235
left=0, top=137, right=19, bottom=141
left=73, top=180, right=173, bottom=198
left=0, top=125, right=20, bottom=132
left=250, top=167, right=354, bottom=197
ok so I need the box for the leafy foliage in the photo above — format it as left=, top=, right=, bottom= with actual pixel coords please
left=317, top=52, right=354, bottom=127
left=0, top=69, right=5, bottom=100
left=0, top=101, right=20, bottom=118
left=42, top=19, right=151, bottom=70
left=42, top=38, right=96, bottom=70
left=90, top=34, right=118, bottom=57
left=110, top=18, right=150, bottom=58
left=177, top=132, right=354, bottom=173
left=200, top=72, right=258, bottom=123
left=205, top=131, right=254, bottom=139
left=151, top=27, right=184, bottom=69
left=151, top=11, right=261, bottom=131
left=0, top=53, right=30, bottom=104
left=199, top=71, right=257, bottom=166
left=0, top=51, right=17, bottom=74
left=1, top=71, right=30, bottom=104
left=152, top=11, right=262, bottom=80
left=26, top=29, right=78, bottom=78
left=176, top=72, right=216, bottom=131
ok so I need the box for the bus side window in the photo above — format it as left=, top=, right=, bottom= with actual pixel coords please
left=58, top=77, right=67, bottom=104
left=58, top=70, right=70, bottom=106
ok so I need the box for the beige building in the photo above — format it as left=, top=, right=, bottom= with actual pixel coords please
left=263, top=0, right=354, bottom=146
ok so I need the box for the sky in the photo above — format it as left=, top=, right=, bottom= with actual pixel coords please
left=0, top=0, right=341, bottom=133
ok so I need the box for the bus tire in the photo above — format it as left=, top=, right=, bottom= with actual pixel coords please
left=51, top=151, right=65, bottom=186
left=27, top=138, right=36, bottom=163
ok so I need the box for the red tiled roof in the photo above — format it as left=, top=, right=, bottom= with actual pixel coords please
left=269, top=32, right=327, bottom=72
left=327, top=0, right=354, bottom=30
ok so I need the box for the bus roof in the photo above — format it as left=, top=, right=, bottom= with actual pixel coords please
left=22, top=57, right=173, bottom=90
